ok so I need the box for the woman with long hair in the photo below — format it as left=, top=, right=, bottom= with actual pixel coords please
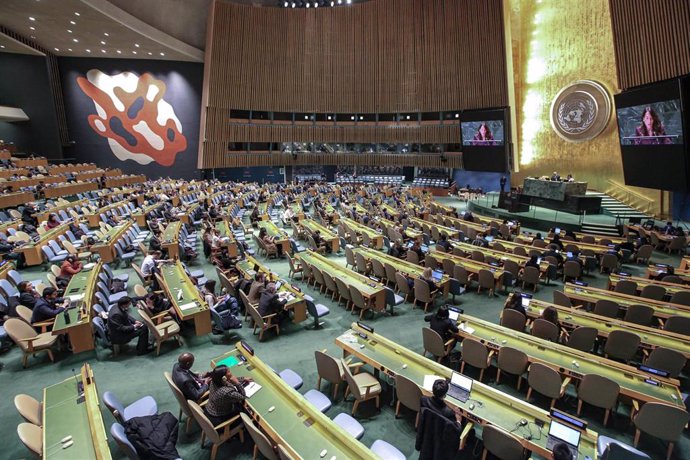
left=633, top=107, right=671, bottom=145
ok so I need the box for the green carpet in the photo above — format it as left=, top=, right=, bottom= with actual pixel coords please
left=2, top=196, right=688, bottom=459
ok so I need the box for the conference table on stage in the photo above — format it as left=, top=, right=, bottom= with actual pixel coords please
left=43, top=363, right=111, bottom=459
left=211, top=343, right=377, bottom=459
left=453, top=314, right=684, bottom=407
left=17, top=223, right=70, bottom=266
left=257, top=220, right=290, bottom=253
left=520, top=297, right=690, bottom=359
left=236, top=256, right=307, bottom=323
left=562, top=283, right=690, bottom=322
left=159, top=261, right=211, bottom=335
left=50, top=262, right=102, bottom=354
left=300, top=218, right=339, bottom=252
left=336, top=323, right=598, bottom=459
left=608, top=273, right=690, bottom=297
left=0, top=191, right=33, bottom=209
left=340, top=217, right=384, bottom=249
left=353, top=246, right=451, bottom=297
left=297, top=250, right=387, bottom=311
left=90, top=221, right=132, bottom=263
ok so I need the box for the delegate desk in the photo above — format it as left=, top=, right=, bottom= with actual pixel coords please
left=159, top=261, right=211, bottom=335
left=211, top=343, right=377, bottom=460
left=35, top=199, right=88, bottom=223
left=454, top=314, right=684, bottom=407
left=11, top=176, right=62, bottom=188
left=14, top=157, right=48, bottom=167
left=179, top=202, right=201, bottom=225
left=354, top=246, right=450, bottom=297
left=562, top=283, right=690, bottom=322
left=17, top=223, right=70, bottom=266
left=215, top=220, right=239, bottom=258
left=288, top=202, right=305, bottom=222
left=608, top=273, right=690, bottom=297
left=681, top=257, right=690, bottom=270
left=0, top=218, right=21, bottom=235
left=297, top=250, right=386, bottom=310
left=514, top=236, right=612, bottom=256
left=105, top=174, right=146, bottom=188
left=257, top=221, right=290, bottom=254
left=0, top=261, right=14, bottom=280
left=300, top=219, right=339, bottom=252
left=236, top=257, right=307, bottom=323
left=161, top=221, right=181, bottom=259
left=0, top=167, right=29, bottom=178
left=44, top=182, right=98, bottom=199
left=42, top=363, right=111, bottom=459
left=336, top=323, right=598, bottom=459
left=340, top=217, right=383, bottom=249
left=84, top=200, right=129, bottom=228
left=0, top=190, right=33, bottom=209
left=410, top=217, right=460, bottom=239
left=427, top=250, right=506, bottom=291
left=551, top=230, right=626, bottom=246
left=520, top=297, right=690, bottom=360
left=378, top=217, right=423, bottom=242
left=646, top=264, right=690, bottom=283
left=90, top=221, right=132, bottom=263
left=380, top=203, right=400, bottom=218
left=51, top=262, right=101, bottom=353
left=132, top=203, right=163, bottom=227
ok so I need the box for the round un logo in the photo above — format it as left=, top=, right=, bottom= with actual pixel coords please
left=550, top=80, right=611, bottom=142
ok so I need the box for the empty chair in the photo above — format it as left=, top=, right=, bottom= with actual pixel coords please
left=564, top=326, right=598, bottom=353
left=553, top=290, right=572, bottom=307
left=341, top=358, right=382, bottom=416
left=526, top=362, right=568, bottom=410
left=460, top=338, right=492, bottom=382
left=640, top=284, right=666, bottom=301
left=138, top=308, right=182, bottom=356
left=188, top=400, right=244, bottom=460
left=481, top=424, right=525, bottom=460
left=349, top=286, right=371, bottom=320
left=394, top=374, right=423, bottom=427
left=304, top=389, right=332, bottom=413
left=41, top=245, right=68, bottom=264
left=593, top=299, right=620, bottom=318
left=521, top=266, right=540, bottom=292
left=623, top=304, right=654, bottom=326
left=669, top=290, right=690, bottom=306
left=422, top=327, right=453, bottom=362
left=355, top=252, right=369, bottom=274
left=111, top=422, right=139, bottom=460
left=406, top=250, right=420, bottom=265
left=531, top=318, right=559, bottom=342
left=632, top=402, right=689, bottom=460
left=7, top=270, right=41, bottom=289
left=304, top=295, right=330, bottom=330
left=17, top=423, right=42, bottom=457
left=240, top=412, right=277, bottom=460
left=4, top=318, right=59, bottom=368
left=645, top=347, right=686, bottom=379
left=333, top=412, right=365, bottom=440
left=14, top=394, right=42, bottom=426
left=577, top=374, right=620, bottom=425
left=563, top=260, right=581, bottom=282
left=496, top=347, right=528, bottom=391
left=597, top=437, right=651, bottom=460
left=315, top=350, right=346, bottom=401
left=477, top=269, right=495, bottom=296
left=663, top=315, right=690, bottom=335
left=395, top=272, right=413, bottom=303
left=635, top=245, right=653, bottom=264
left=614, top=279, right=638, bottom=295
left=102, top=391, right=158, bottom=424
left=500, top=309, right=526, bottom=332
left=604, top=330, right=641, bottom=362
left=600, top=254, right=619, bottom=273
left=453, top=265, right=470, bottom=290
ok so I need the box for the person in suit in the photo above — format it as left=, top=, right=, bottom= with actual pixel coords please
left=424, top=306, right=458, bottom=344
left=258, top=283, right=288, bottom=321
left=172, top=352, right=209, bottom=402
left=31, top=287, right=67, bottom=325
left=420, top=379, right=463, bottom=424
left=550, top=171, right=560, bottom=181
left=108, top=296, right=152, bottom=355
left=17, top=281, right=39, bottom=310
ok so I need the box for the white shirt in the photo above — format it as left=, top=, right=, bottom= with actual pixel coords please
left=141, top=255, right=156, bottom=276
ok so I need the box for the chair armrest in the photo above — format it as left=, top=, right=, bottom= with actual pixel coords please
left=216, top=413, right=241, bottom=432
left=444, top=338, right=455, bottom=347
left=459, top=422, right=474, bottom=450
left=33, top=320, right=55, bottom=333
left=362, top=381, right=379, bottom=397
left=161, top=323, right=175, bottom=335
left=150, top=311, right=169, bottom=324
left=486, top=350, right=495, bottom=365
left=657, top=318, right=665, bottom=328
left=630, top=399, right=640, bottom=422
left=560, top=377, right=572, bottom=395
left=19, top=336, right=41, bottom=352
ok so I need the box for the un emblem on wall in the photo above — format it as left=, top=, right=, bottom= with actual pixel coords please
left=550, top=80, right=612, bottom=142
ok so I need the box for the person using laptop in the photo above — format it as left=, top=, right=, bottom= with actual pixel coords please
left=424, top=306, right=459, bottom=344
left=546, top=419, right=581, bottom=459
left=504, top=293, right=527, bottom=317
left=419, top=267, right=440, bottom=293
left=420, top=379, right=464, bottom=424
left=552, top=442, right=574, bottom=460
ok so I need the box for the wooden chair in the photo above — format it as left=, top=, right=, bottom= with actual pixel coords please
left=247, top=301, right=280, bottom=341
left=187, top=400, right=244, bottom=460
left=138, top=308, right=182, bottom=356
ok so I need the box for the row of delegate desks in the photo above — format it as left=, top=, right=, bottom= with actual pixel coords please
left=17, top=222, right=71, bottom=266
left=35, top=198, right=89, bottom=223
left=132, top=203, right=164, bottom=227
left=299, top=218, right=339, bottom=252
left=214, top=220, right=239, bottom=258
left=562, top=282, right=690, bottom=322
left=105, top=175, right=146, bottom=188
left=608, top=273, right=690, bottom=296
left=297, top=250, right=387, bottom=310
left=646, top=264, right=690, bottom=283
left=427, top=250, right=507, bottom=290
left=236, top=256, right=307, bottom=323
left=159, top=261, right=211, bottom=335
left=51, top=262, right=102, bottom=353
left=90, top=221, right=133, bottom=263
left=336, top=323, right=599, bottom=459
left=161, top=221, right=181, bottom=259
left=43, top=363, right=111, bottom=459
left=340, top=217, right=383, bottom=249
left=0, top=190, right=34, bottom=209
left=354, top=245, right=451, bottom=297
left=409, top=217, right=460, bottom=239
left=378, top=217, right=425, bottom=242
left=257, top=220, right=290, bottom=253
left=0, top=218, right=21, bottom=234
left=454, top=314, right=684, bottom=407
left=44, top=182, right=98, bottom=199
left=211, top=343, right=377, bottom=459
left=515, top=235, right=613, bottom=256
left=519, top=296, right=690, bottom=359
left=83, top=199, right=131, bottom=227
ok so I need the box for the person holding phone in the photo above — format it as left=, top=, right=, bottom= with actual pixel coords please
left=107, top=296, right=152, bottom=355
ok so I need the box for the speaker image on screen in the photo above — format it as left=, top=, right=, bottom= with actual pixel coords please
left=460, top=108, right=509, bottom=173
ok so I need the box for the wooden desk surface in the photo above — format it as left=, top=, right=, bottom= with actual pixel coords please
left=0, top=191, right=33, bottom=209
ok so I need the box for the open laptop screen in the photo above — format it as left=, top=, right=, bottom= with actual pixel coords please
left=548, top=420, right=581, bottom=447
left=450, top=372, right=472, bottom=392
left=520, top=293, right=532, bottom=308
left=432, top=269, right=443, bottom=282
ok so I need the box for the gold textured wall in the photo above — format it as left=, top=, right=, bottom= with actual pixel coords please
left=509, top=0, right=665, bottom=216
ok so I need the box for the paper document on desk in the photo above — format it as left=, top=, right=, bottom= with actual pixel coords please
left=458, top=323, right=475, bottom=334
left=68, top=293, right=85, bottom=302
left=244, top=382, right=262, bottom=398
left=423, top=375, right=444, bottom=392
left=179, top=302, right=197, bottom=311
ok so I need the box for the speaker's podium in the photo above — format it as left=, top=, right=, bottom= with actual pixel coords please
left=518, top=178, right=601, bottom=214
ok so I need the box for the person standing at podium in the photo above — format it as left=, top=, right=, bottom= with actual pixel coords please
left=633, top=107, right=671, bottom=145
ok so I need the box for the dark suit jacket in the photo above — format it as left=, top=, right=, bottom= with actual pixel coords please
left=415, top=405, right=462, bottom=460
left=108, top=305, right=137, bottom=344
left=172, top=363, right=208, bottom=402
left=424, top=315, right=459, bottom=342
left=31, top=298, right=65, bottom=324
left=258, top=291, right=285, bottom=317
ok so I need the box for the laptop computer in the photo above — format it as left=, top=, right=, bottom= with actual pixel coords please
left=446, top=372, right=473, bottom=403
left=447, top=307, right=462, bottom=321
left=485, top=235, right=494, bottom=243
left=432, top=269, right=443, bottom=282
left=546, top=419, right=581, bottom=460
left=520, top=293, right=532, bottom=308
left=566, top=251, right=573, bottom=258
left=554, top=227, right=561, bottom=234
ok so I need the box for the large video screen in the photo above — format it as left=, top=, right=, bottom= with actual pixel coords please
left=461, top=120, right=504, bottom=146
left=614, top=78, right=689, bottom=191
left=616, top=99, right=683, bottom=146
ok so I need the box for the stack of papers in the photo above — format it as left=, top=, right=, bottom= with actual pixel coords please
left=423, top=375, right=444, bottom=392
left=179, top=302, right=197, bottom=311
left=244, top=382, right=262, bottom=398
left=458, top=323, right=475, bottom=334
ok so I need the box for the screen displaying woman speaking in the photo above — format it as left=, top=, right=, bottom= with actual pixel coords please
left=616, top=99, right=684, bottom=146
left=461, top=120, right=504, bottom=146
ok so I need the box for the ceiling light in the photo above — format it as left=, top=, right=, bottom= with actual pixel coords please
left=73, top=38, right=78, bottom=42
left=327, top=116, right=332, bottom=120
left=350, top=116, right=355, bottom=120
left=70, top=20, right=76, bottom=25
left=455, top=114, right=459, bottom=118
left=29, top=26, right=35, bottom=30
left=132, top=51, right=137, bottom=54
left=103, top=32, right=109, bottom=36
left=54, top=48, right=59, bottom=51
left=134, top=43, right=140, bottom=48
left=67, top=48, right=72, bottom=51
left=29, top=16, right=36, bottom=21
left=359, top=116, right=363, bottom=120
left=160, top=52, right=165, bottom=56
left=86, top=49, right=91, bottom=53
left=0, top=46, right=5, bottom=49
left=148, top=52, right=152, bottom=55
left=101, top=49, right=106, bottom=53
left=292, top=2, right=295, bottom=7
left=100, top=41, right=106, bottom=45
left=346, top=0, right=351, bottom=3
left=331, top=1, right=334, bottom=5
left=284, top=1, right=288, bottom=5
left=67, top=29, right=72, bottom=33
left=116, top=50, right=121, bottom=54
left=74, top=12, right=80, bottom=16
left=30, top=35, right=36, bottom=39
left=406, top=115, right=410, bottom=120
